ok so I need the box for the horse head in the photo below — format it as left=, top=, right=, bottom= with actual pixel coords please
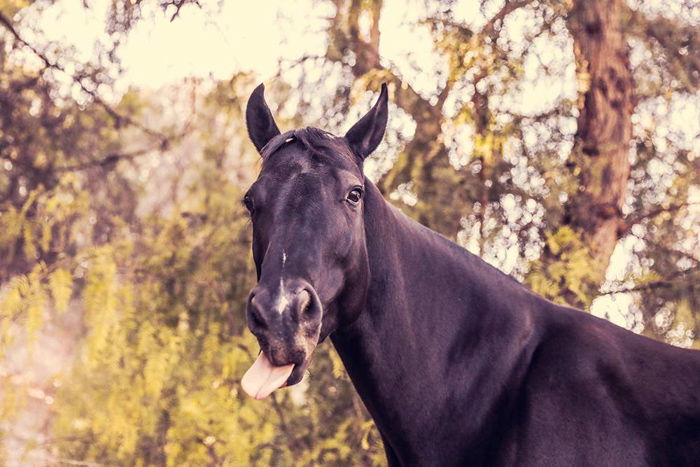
left=241, top=83, right=388, bottom=399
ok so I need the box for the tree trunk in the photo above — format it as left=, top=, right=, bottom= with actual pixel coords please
left=536, top=0, right=635, bottom=308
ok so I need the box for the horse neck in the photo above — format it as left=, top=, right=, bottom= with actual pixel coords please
left=331, top=181, right=538, bottom=461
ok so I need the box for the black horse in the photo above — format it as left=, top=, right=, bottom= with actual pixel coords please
left=240, top=83, right=700, bottom=466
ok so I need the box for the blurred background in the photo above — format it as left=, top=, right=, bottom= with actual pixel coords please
left=0, top=0, right=698, bottom=464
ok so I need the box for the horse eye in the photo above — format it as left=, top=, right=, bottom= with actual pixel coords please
left=243, top=193, right=254, bottom=212
left=346, top=187, right=363, bottom=205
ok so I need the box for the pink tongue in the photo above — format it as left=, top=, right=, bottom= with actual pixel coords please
left=241, top=352, right=295, bottom=400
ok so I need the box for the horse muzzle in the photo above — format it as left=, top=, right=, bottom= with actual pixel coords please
left=242, top=279, right=322, bottom=399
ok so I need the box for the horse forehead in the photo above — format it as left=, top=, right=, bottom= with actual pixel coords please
left=261, top=149, right=360, bottom=183
left=267, top=144, right=355, bottom=168
left=273, top=167, right=357, bottom=199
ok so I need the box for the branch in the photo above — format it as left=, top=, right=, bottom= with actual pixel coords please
left=600, top=266, right=700, bottom=296
left=600, top=280, right=674, bottom=295
left=21, top=454, right=103, bottom=467
left=626, top=6, right=700, bottom=91
left=618, top=202, right=699, bottom=235
left=53, top=144, right=166, bottom=172
left=326, top=0, right=436, bottom=121
left=1, top=141, right=167, bottom=174
left=162, top=0, right=201, bottom=22
left=273, top=54, right=328, bottom=80
left=0, top=10, right=169, bottom=143
left=437, top=0, right=534, bottom=107
left=629, top=232, right=700, bottom=265
left=481, top=0, right=533, bottom=39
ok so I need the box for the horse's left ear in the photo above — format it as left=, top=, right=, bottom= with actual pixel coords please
left=345, top=83, right=388, bottom=160
left=246, top=83, right=281, bottom=154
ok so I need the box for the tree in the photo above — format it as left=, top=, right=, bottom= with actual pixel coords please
left=316, top=0, right=699, bottom=339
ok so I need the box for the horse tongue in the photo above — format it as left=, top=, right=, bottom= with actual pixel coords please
left=241, top=351, right=295, bottom=400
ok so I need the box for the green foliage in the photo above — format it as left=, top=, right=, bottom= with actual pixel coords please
left=0, top=147, right=383, bottom=464
left=526, top=226, right=603, bottom=308
left=51, top=198, right=382, bottom=465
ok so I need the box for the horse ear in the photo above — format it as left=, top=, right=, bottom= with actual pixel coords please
left=345, top=83, right=388, bottom=159
left=246, top=83, right=281, bottom=154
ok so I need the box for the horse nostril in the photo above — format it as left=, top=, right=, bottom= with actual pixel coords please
left=248, top=295, right=267, bottom=329
left=250, top=309, right=266, bottom=329
left=299, top=290, right=311, bottom=315
left=298, top=289, right=318, bottom=318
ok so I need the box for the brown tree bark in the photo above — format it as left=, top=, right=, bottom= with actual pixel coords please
left=546, top=0, right=636, bottom=306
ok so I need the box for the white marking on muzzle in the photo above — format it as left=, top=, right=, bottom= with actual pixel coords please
left=276, top=251, right=289, bottom=314
left=275, top=291, right=290, bottom=314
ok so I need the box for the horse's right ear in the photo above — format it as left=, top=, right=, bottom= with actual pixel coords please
left=246, top=83, right=281, bottom=155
